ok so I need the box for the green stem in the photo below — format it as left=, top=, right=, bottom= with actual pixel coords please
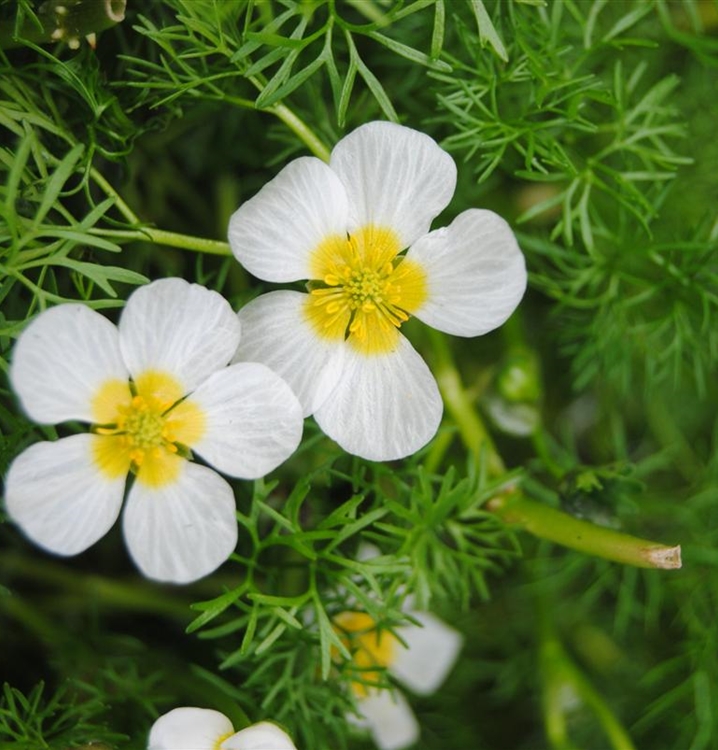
left=540, top=625, right=637, bottom=750
left=90, top=166, right=140, bottom=224
left=91, top=163, right=232, bottom=255
left=215, top=92, right=332, bottom=162
left=245, top=77, right=332, bottom=162
left=89, top=227, right=232, bottom=256
left=428, top=329, right=505, bottom=475
left=488, top=490, right=681, bottom=570
left=272, top=101, right=332, bottom=162
left=87, top=97, right=328, bottom=261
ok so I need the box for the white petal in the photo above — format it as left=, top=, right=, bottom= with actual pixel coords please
left=314, top=336, right=442, bottom=461
left=4, top=435, right=125, bottom=556
left=148, top=707, right=233, bottom=750
left=330, top=121, right=457, bottom=248
left=390, top=612, right=463, bottom=695
left=119, top=279, right=241, bottom=393
left=10, top=304, right=128, bottom=424
left=228, top=157, right=350, bottom=282
left=233, top=291, right=345, bottom=417
left=190, top=363, right=303, bottom=480
left=122, top=462, right=238, bottom=584
left=222, top=722, right=297, bottom=750
left=350, top=689, right=419, bottom=750
left=407, top=209, right=527, bottom=337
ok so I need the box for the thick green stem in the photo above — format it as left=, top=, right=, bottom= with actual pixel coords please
left=488, top=490, right=681, bottom=570
left=89, top=227, right=232, bottom=256
left=428, top=329, right=505, bottom=475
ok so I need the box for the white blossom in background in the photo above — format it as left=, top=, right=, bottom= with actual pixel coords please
left=5, top=278, right=303, bottom=584
left=334, top=608, right=463, bottom=750
left=148, top=707, right=297, bottom=750
left=229, top=120, right=527, bottom=461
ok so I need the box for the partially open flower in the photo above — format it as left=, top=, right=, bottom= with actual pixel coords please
left=148, top=707, right=297, bottom=750
left=334, top=609, right=463, bottom=750
left=5, top=278, right=303, bottom=583
left=229, top=120, right=526, bottom=461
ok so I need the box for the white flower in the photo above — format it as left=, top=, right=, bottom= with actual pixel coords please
left=229, top=120, right=527, bottom=461
left=5, top=278, right=303, bottom=584
left=334, top=609, right=463, bottom=750
left=148, top=707, right=298, bottom=750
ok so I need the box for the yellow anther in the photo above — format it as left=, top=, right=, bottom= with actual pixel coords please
left=91, top=370, right=206, bottom=488
left=305, top=225, right=427, bottom=355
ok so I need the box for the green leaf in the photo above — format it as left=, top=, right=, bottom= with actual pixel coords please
left=256, top=51, right=326, bottom=108
left=431, top=0, right=446, bottom=59
left=33, top=229, right=122, bottom=254
left=3, top=130, right=32, bottom=226
left=367, top=30, right=452, bottom=72
left=346, top=31, right=398, bottom=122
left=46, top=258, right=148, bottom=297
left=469, top=0, right=508, bottom=62
left=32, top=143, right=85, bottom=229
left=337, top=49, right=358, bottom=128
left=187, top=584, right=249, bottom=634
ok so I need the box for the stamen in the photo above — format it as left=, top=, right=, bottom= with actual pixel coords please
left=305, top=225, right=428, bottom=355
left=91, top=370, right=205, bottom=488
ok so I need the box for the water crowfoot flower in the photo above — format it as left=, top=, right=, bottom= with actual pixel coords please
left=229, top=120, right=527, bottom=461
left=148, top=707, right=298, bottom=750
left=5, top=278, right=303, bottom=583
left=334, top=609, right=463, bottom=750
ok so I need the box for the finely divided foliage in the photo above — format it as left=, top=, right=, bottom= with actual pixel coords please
left=1, top=2, right=718, bottom=750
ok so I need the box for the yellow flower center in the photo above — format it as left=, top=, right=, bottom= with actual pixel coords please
left=333, top=611, right=399, bottom=697
left=305, top=226, right=427, bottom=355
left=90, top=370, right=206, bottom=488
left=121, top=396, right=167, bottom=456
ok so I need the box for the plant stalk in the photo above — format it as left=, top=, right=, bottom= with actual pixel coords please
left=488, top=489, right=682, bottom=570
left=428, top=329, right=505, bottom=475
left=89, top=227, right=232, bottom=256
